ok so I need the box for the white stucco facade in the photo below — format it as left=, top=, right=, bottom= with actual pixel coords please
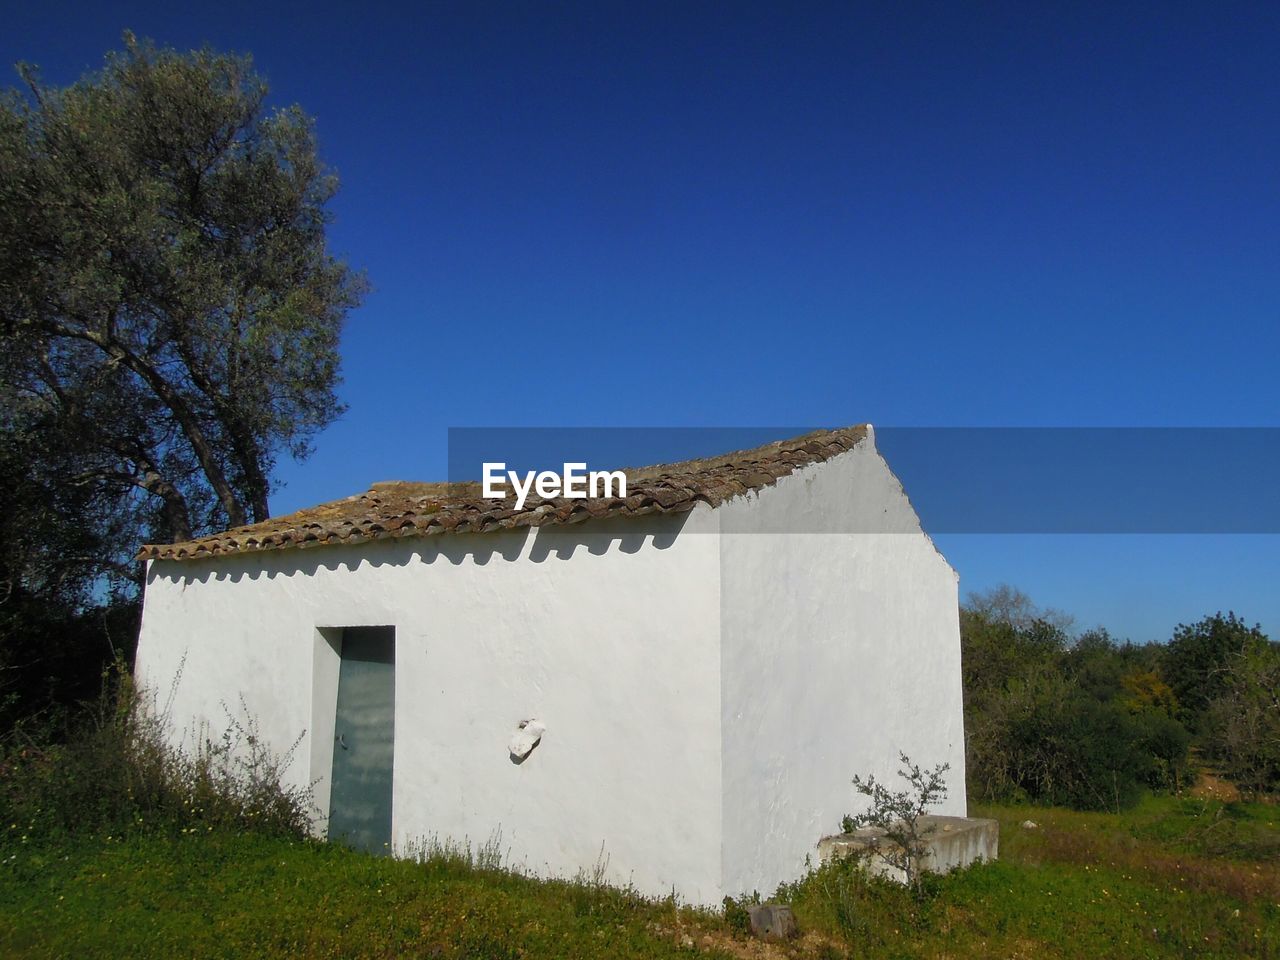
left=717, top=437, right=967, bottom=897
left=134, top=427, right=965, bottom=905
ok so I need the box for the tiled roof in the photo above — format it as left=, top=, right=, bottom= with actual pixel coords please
left=138, top=426, right=870, bottom=562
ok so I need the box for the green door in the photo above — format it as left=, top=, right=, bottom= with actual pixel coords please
left=328, top=626, right=395, bottom=854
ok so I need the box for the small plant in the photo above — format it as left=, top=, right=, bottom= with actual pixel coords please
left=721, top=890, right=760, bottom=935
left=841, top=752, right=950, bottom=894
left=722, top=896, right=751, bottom=935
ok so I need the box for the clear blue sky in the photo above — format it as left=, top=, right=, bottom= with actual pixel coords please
left=8, top=3, right=1279, bottom=643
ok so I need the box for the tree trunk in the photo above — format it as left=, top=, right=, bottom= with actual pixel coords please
left=137, top=468, right=194, bottom=543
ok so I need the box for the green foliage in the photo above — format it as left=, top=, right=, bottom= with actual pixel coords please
left=0, top=661, right=313, bottom=843
left=1, top=765, right=1278, bottom=958
left=841, top=752, right=950, bottom=892
left=1126, top=795, right=1280, bottom=862
left=779, top=856, right=931, bottom=948
left=1201, top=638, right=1280, bottom=794
left=1151, top=611, right=1279, bottom=797
left=0, top=830, right=734, bottom=960
left=1130, top=705, right=1194, bottom=791
left=780, top=795, right=1280, bottom=960
left=0, top=599, right=138, bottom=732
left=1164, top=612, right=1270, bottom=729
left=2, top=30, right=366, bottom=546
left=1012, top=694, right=1154, bottom=809
left=721, top=894, right=754, bottom=935
left=961, top=586, right=1194, bottom=811
left=1, top=32, right=367, bottom=731
left=963, top=593, right=1280, bottom=808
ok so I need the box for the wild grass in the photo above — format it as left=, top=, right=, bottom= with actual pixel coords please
left=2, top=793, right=1275, bottom=958
left=2, top=674, right=1277, bottom=958
left=0, top=667, right=732, bottom=958
left=775, top=796, right=1280, bottom=959
left=0, top=662, right=313, bottom=844
left=0, top=829, right=734, bottom=959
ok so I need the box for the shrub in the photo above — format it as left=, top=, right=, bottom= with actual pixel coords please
left=0, top=661, right=313, bottom=844
left=1201, top=640, right=1280, bottom=796
left=721, top=894, right=755, bottom=935
left=841, top=752, right=950, bottom=895
left=1041, top=697, right=1152, bottom=810
left=1131, top=707, right=1193, bottom=792
left=1163, top=612, right=1269, bottom=730
left=961, top=590, right=1194, bottom=811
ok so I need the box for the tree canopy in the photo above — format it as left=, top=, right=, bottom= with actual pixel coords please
left=0, top=33, right=365, bottom=597
left=1163, top=611, right=1270, bottom=728
left=0, top=35, right=364, bottom=721
left=961, top=588, right=1278, bottom=807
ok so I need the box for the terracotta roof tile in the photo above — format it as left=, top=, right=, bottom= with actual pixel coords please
left=138, top=425, right=869, bottom=562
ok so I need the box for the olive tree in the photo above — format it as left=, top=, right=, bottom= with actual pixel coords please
left=0, top=35, right=365, bottom=720
left=1, top=33, right=365, bottom=557
left=842, top=753, right=951, bottom=894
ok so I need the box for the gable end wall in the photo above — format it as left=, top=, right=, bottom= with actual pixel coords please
left=717, top=431, right=967, bottom=897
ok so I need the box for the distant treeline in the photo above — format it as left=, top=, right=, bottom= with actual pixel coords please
left=962, top=586, right=1280, bottom=809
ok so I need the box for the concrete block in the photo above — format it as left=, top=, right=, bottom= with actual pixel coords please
left=747, top=903, right=796, bottom=940
left=816, top=815, right=999, bottom=883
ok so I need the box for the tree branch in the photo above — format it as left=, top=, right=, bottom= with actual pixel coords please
left=21, top=314, right=245, bottom=529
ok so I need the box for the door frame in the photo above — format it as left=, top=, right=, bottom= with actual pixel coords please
left=308, top=625, right=397, bottom=840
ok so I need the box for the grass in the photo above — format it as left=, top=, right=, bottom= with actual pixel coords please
left=0, top=829, right=735, bottom=959
left=2, top=794, right=1277, bottom=959
left=784, top=795, right=1280, bottom=959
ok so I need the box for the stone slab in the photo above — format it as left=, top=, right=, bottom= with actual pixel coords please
left=816, top=815, right=999, bottom=883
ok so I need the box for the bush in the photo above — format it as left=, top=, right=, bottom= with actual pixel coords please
left=0, top=598, right=139, bottom=732
left=1201, top=640, right=1280, bottom=796
left=961, top=588, right=1194, bottom=811
left=1039, top=698, right=1153, bottom=811
left=1164, top=612, right=1269, bottom=730
left=0, top=662, right=313, bottom=844
left=1131, top=707, right=1193, bottom=792
left=841, top=752, right=951, bottom=894
left=721, top=894, right=755, bottom=935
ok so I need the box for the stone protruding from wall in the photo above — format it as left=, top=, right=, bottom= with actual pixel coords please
left=816, top=815, right=999, bottom=883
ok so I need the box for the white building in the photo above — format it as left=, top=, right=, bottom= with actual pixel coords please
left=135, top=425, right=966, bottom=905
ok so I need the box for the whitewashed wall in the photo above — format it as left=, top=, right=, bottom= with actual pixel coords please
left=135, top=506, right=725, bottom=903
left=717, top=429, right=967, bottom=898
left=135, top=429, right=967, bottom=906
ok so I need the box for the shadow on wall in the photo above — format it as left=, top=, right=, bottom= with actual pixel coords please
left=145, top=511, right=695, bottom=589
